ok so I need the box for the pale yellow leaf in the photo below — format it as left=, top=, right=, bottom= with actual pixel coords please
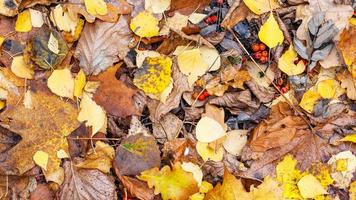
left=258, top=13, right=284, bottom=48
left=196, top=116, right=226, bottom=143
left=29, top=9, right=44, bottom=28
left=47, top=68, right=74, bottom=99
left=10, top=56, right=34, bottom=79
left=166, top=12, right=188, bottom=31
left=199, top=46, right=221, bottom=71
left=50, top=5, right=78, bottom=35
left=33, top=150, right=49, bottom=171
left=223, top=130, right=248, bottom=156
left=77, top=93, right=106, bottom=136
left=56, top=149, right=69, bottom=159
left=188, top=13, right=207, bottom=24
left=243, top=0, right=280, bottom=15
left=278, top=45, right=305, bottom=76
left=74, top=69, right=86, bottom=98
left=182, top=162, right=203, bottom=186
left=23, top=90, right=33, bottom=109
left=196, top=141, right=223, bottom=162
left=15, top=10, right=32, bottom=32
left=297, top=174, right=328, bottom=198
left=130, top=11, right=159, bottom=38
left=84, top=0, right=108, bottom=16
left=48, top=33, right=60, bottom=54
left=145, top=0, right=171, bottom=14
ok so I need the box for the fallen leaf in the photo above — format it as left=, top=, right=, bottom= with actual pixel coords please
left=77, top=93, right=106, bottom=136
left=339, top=134, right=356, bottom=143
left=84, top=0, right=108, bottom=16
left=30, top=184, right=54, bottom=200
left=223, top=130, right=248, bottom=156
left=327, top=151, right=356, bottom=189
left=74, top=69, right=86, bottom=98
left=10, top=56, right=34, bottom=79
left=145, top=0, right=171, bottom=13
left=92, top=64, right=139, bottom=118
left=337, top=70, right=356, bottom=100
left=115, top=134, right=161, bottom=175
left=168, top=0, right=210, bottom=15
left=58, top=161, right=117, bottom=200
left=130, top=11, right=159, bottom=38
left=337, top=20, right=356, bottom=77
left=317, top=79, right=337, bottom=99
left=33, top=150, right=49, bottom=171
left=136, top=50, right=161, bottom=67
left=299, top=87, right=320, bottom=113
left=67, top=123, right=91, bottom=158
left=196, top=116, right=226, bottom=143
left=246, top=61, right=275, bottom=88
left=138, top=162, right=199, bottom=200
left=181, top=162, right=203, bottom=186
left=196, top=141, right=224, bottom=162
left=0, top=84, right=79, bottom=184
left=243, top=0, right=280, bottom=15
left=278, top=45, right=306, bottom=76
left=258, top=13, right=284, bottom=48
left=250, top=176, right=283, bottom=200
left=50, top=5, right=78, bottom=35
left=29, top=9, right=44, bottom=28
left=152, top=113, right=183, bottom=143
left=75, top=141, right=114, bottom=173
left=134, top=56, right=172, bottom=100
left=15, top=10, right=32, bottom=32
left=75, top=16, right=132, bottom=75
left=350, top=181, right=356, bottom=200
left=47, top=68, right=74, bottom=99
left=297, top=174, right=328, bottom=198
left=188, top=13, right=207, bottom=24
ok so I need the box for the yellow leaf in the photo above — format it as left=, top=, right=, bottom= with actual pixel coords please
left=56, top=149, right=69, bottom=159
left=47, top=68, right=74, bottom=99
left=84, top=0, right=108, bottom=16
left=309, top=163, right=333, bottom=187
left=33, top=150, right=49, bottom=171
left=258, top=13, right=284, bottom=48
left=350, top=181, right=356, bottom=200
left=199, top=181, right=213, bottom=193
left=15, top=10, right=32, bottom=32
left=77, top=93, right=106, bottom=136
left=48, top=33, right=60, bottom=54
left=297, top=174, right=328, bottom=198
left=130, top=11, right=159, bottom=38
left=177, top=48, right=208, bottom=86
left=196, top=141, right=223, bottom=162
left=0, top=36, right=4, bottom=47
left=243, top=0, right=280, bottom=15
left=317, top=79, right=336, bottom=99
left=251, top=176, right=283, bottom=200
left=199, top=46, right=221, bottom=71
left=205, top=170, right=252, bottom=200
left=50, top=5, right=78, bottom=35
left=336, top=159, right=348, bottom=172
left=133, top=56, right=172, bottom=101
left=145, top=0, right=171, bottom=13
left=276, top=155, right=303, bottom=199
left=0, top=100, right=5, bottom=110
left=181, top=162, right=203, bottom=186
left=10, top=56, right=34, bottom=79
left=190, top=193, right=204, bottom=200
left=196, top=116, right=226, bottom=143
left=74, top=69, right=86, bottom=98
left=29, top=9, right=44, bottom=28
left=278, top=45, right=306, bottom=76
left=76, top=141, right=114, bottom=173
left=339, top=134, right=356, bottom=143
left=138, top=163, right=199, bottom=200
left=299, top=87, right=320, bottom=113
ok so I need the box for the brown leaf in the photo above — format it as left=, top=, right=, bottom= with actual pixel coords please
left=0, top=82, right=79, bottom=184
left=66, top=0, right=132, bottom=23
left=153, top=113, right=183, bottom=143
left=30, top=184, right=54, bottom=200
left=337, top=25, right=356, bottom=77
left=221, top=1, right=250, bottom=28
left=114, top=134, right=161, bottom=176
left=58, top=161, right=117, bottom=200
left=162, top=138, right=200, bottom=163
left=337, top=70, right=356, bottom=100
left=246, top=81, right=275, bottom=103
left=168, top=0, right=210, bottom=15
left=92, top=64, right=139, bottom=118
left=74, top=16, right=132, bottom=75
left=209, top=90, right=259, bottom=115
left=67, top=123, right=91, bottom=159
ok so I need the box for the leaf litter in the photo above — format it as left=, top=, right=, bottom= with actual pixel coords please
left=0, top=0, right=355, bottom=199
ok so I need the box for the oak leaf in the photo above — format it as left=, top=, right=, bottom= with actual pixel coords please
left=138, top=162, right=199, bottom=200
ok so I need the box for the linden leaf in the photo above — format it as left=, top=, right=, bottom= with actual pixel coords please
left=0, top=85, right=79, bottom=184
left=205, top=170, right=252, bottom=200
left=196, top=141, right=223, bottom=162
left=75, top=141, right=114, bottom=173
left=10, top=56, right=34, bottom=79
left=133, top=56, right=172, bottom=101
left=278, top=45, right=306, bottom=76
left=317, top=79, right=336, bottom=99
left=130, top=11, right=159, bottom=38
left=84, top=0, right=108, bottom=16
left=339, top=134, right=356, bottom=143
left=47, top=68, right=74, bottom=99
left=33, top=150, right=49, bottom=171
left=138, top=163, right=199, bottom=200
left=258, top=13, right=284, bottom=49
left=196, top=116, right=226, bottom=143
left=15, top=10, right=32, bottom=32
left=243, top=0, right=280, bottom=15
left=177, top=48, right=208, bottom=86
left=74, top=69, right=86, bottom=98
left=276, top=155, right=303, bottom=199
left=297, top=174, right=328, bottom=198
left=77, top=93, right=106, bottom=136
left=299, top=87, right=320, bottom=113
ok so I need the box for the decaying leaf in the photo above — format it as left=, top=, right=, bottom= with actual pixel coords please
left=138, top=162, right=199, bottom=200
left=75, top=16, right=132, bottom=75
left=115, top=134, right=161, bottom=176
left=337, top=71, right=356, bottom=100
left=145, top=0, right=171, bottom=14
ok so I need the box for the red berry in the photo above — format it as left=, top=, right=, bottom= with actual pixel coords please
left=259, top=43, right=266, bottom=51
left=198, top=95, right=206, bottom=101
left=254, top=52, right=262, bottom=59
left=202, top=91, right=210, bottom=97
left=260, top=56, right=268, bottom=63
left=205, top=15, right=217, bottom=24
left=276, top=78, right=283, bottom=86
left=281, top=86, right=288, bottom=94
left=262, top=50, right=268, bottom=57
left=252, top=44, right=260, bottom=52
left=241, top=56, right=247, bottom=63
left=216, top=0, right=224, bottom=4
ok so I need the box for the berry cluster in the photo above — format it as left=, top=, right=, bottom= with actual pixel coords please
left=192, top=90, right=210, bottom=101
left=205, top=15, right=218, bottom=24
left=251, top=43, right=268, bottom=64
left=275, top=78, right=290, bottom=94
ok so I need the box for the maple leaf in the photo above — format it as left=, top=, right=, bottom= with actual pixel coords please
left=138, top=162, right=199, bottom=200
left=0, top=84, right=79, bottom=184
left=74, top=16, right=132, bottom=75
left=92, top=64, right=139, bottom=118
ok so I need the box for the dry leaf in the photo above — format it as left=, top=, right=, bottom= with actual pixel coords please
left=47, top=68, right=74, bottom=99
left=15, top=10, right=32, bottom=32
left=10, top=56, right=34, bottom=79
left=243, top=0, right=280, bottom=15
left=337, top=26, right=356, bottom=77
left=258, top=13, right=284, bottom=48
left=130, top=11, right=159, bottom=38
left=196, top=141, right=224, bottom=162
left=278, top=45, right=306, bottom=76
left=145, top=0, right=171, bottom=13
left=337, top=70, right=356, bottom=100
left=75, top=16, right=132, bottom=75
left=223, top=130, right=248, bottom=156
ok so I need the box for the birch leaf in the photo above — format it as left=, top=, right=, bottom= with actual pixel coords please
left=258, top=13, right=284, bottom=48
